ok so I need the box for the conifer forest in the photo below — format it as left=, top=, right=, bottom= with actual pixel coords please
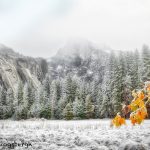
left=0, top=44, right=150, bottom=120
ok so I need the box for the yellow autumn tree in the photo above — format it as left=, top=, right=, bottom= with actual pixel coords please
left=111, top=81, right=150, bottom=127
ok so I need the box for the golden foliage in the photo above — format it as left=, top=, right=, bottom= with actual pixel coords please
left=112, top=113, right=126, bottom=127
left=130, top=107, right=147, bottom=125
left=112, top=81, right=150, bottom=127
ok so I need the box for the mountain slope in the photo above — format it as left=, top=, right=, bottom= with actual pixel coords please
left=48, top=39, right=109, bottom=82
left=0, top=44, right=48, bottom=91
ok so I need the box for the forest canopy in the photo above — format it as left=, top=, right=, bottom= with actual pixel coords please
left=0, top=45, right=150, bottom=120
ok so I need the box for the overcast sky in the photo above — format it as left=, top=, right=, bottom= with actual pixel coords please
left=0, top=0, right=150, bottom=58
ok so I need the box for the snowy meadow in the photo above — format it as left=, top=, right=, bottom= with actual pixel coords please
left=0, top=119, right=150, bottom=150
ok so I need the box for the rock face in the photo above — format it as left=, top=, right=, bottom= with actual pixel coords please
left=48, top=39, right=109, bottom=82
left=0, top=44, right=48, bottom=91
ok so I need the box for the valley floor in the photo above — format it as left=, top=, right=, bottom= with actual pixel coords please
left=0, top=119, right=150, bottom=150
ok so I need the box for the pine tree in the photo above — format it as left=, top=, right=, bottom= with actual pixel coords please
left=6, top=88, right=14, bottom=118
left=73, top=97, right=85, bottom=119
left=0, top=87, right=3, bottom=119
left=14, top=81, right=24, bottom=120
left=91, top=78, right=99, bottom=118
left=27, top=81, right=35, bottom=111
left=50, top=80, right=57, bottom=119
left=85, top=95, right=94, bottom=119
left=125, top=51, right=140, bottom=89
left=57, top=95, right=68, bottom=119
left=55, top=79, right=62, bottom=102
left=133, top=50, right=140, bottom=88
left=95, top=87, right=103, bottom=118
left=100, top=68, right=113, bottom=118
left=17, top=81, right=24, bottom=105
left=141, top=45, right=150, bottom=81
left=52, top=79, right=62, bottom=119
left=91, top=79, right=99, bottom=98
left=22, top=83, right=30, bottom=119
left=123, top=75, right=132, bottom=104
left=79, top=81, right=88, bottom=102
left=43, top=74, right=51, bottom=102
left=109, top=52, right=117, bottom=93
left=71, top=78, right=78, bottom=101
left=112, top=54, right=125, bottom=114
left=38, top=85, right=51, bottom=119
left=30, top=90, right=42, bottom=118
left=63, top=102, right=74, bottom=120
left=63, top=75, right=77, bottom=103
left=0, top=86, right=6, bottom=105
left=100, top=53, right=117, bottom=118
left=0, top=86, right=6, bottom=119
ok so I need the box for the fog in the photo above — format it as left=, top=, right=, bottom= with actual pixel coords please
left=0, top=0, right=150, bottom=58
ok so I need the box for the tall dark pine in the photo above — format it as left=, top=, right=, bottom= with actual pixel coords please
left=141, top=45, right=150, bottom=82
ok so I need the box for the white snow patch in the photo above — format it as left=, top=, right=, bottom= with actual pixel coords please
left=56, top=65, right=63, bottom=71
left=0, top=119, right=150, bottom=150
left=87, top=70, right=93, bottom=75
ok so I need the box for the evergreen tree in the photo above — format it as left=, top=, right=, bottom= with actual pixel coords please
left=100, top=53, right=117, bottom=118
left=91, top=78, right=99, bottom=105
left=95, top=87, right=103, bottom=118
left=79, top=81, right=88, bottom=102
left=27, top=81, right=35, bottom=111
left=14, top=81, right=24, bottom=120
left=63, top=75, right=77, bottom=103
left=16, top=81, right=24, bottom=105
left=38, top=85, right=51, bottom=119
left=112, top=54, right=125, bottom=114
left=125, top=51, right=140, bottom=89
left=5, top=88, right=14, bottom=118
left=91, top=79, right=100, bottom=118
left=55, top=79, right=62, bottom=102
left=53, top=79, right=62, bottom=119
left=0, top=86, right=7, bottom=119
left=123, top=75, right=132, bottom=104
left=63, top=102, right=74, bottom=120
left=50, top=80, right=57, bottom=119
left=73, top=97, right=85, bottom=119
left=85, top=95, right=94, bottom=119
left=30, top=90, right=42, bottom=118
left=141, top=45, right=150, bottom=81
left=57, top=95, right=68, bottom=119
left=22, top=83, right=30, bottom=119
left=43, top=74, right=51, bottom=102
left=109, top=52, right=118, bottom=93
left=100, top=68, right=113, bottom=118
left=133, top=50, right=140, bottom=88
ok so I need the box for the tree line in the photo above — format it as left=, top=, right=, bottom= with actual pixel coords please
left=0, top=45, right=150, bottom=120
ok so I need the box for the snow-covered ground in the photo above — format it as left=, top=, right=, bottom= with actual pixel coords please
left=0, top=119, right=150, bottom=150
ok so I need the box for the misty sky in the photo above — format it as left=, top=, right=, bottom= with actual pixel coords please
left=0, top=0, right=150, bottom=58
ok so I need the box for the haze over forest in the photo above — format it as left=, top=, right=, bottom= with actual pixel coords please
left=0, top=0, right=150, bottom=57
